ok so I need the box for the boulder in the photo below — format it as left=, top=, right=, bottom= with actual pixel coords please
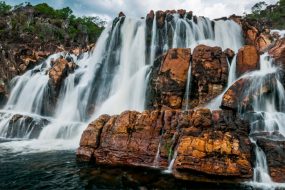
left=48, top=56, right=77, bottom=90
left=77, top=109, right=253, bottom=182
left=2, top=114, right=50, bottom=139
left=236, top=45, right=259, bottom=77
left=221, top=74, right=276, bottom=112
left=146, top=48, right=191, bottom=109
left=191, top=45, right=229, bottom=107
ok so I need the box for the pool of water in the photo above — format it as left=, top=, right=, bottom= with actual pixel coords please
left=0, top=139, right=254, bottom=190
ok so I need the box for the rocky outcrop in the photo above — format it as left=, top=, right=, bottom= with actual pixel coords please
left=77, top=109, right=253, bottom=182
left=256, top=137, right=285, bottom=183
left=236, top=45, right=259, bottom=77
left=1, top=113, right=50, bottom=139
left=48, top=56, right=77, bottom=91
left=236, top=18, right=272, bottom=51
left=146, top=48, right=191, bottom=110
left=190, top=45, right=229, bottom=107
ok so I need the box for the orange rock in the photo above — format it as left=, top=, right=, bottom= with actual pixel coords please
left=236, top=45, right=259, bottom=77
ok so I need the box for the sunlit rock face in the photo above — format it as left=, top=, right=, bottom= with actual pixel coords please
left=236, top=45, right=260, bottom=77
left=146, top=48, right=191, bottom=110
left=77, top=109, right=253, bottom=182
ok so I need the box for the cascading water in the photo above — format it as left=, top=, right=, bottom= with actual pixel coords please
left=0, top=14, right=244, bottom=161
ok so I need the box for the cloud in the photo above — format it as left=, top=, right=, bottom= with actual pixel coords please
left=5, top=0, right=279, bottom=21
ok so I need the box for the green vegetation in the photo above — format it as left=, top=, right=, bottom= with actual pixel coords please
left=0, top=2, right=105, bottom=44
left=247, top=0, right=285, bottom=29
left=0, top=1, right=12, bottom=15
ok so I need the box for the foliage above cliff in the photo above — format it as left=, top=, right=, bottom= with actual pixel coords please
left=247, top=0, right=285, bottom=29
left=0, top=1, right=105, bottom=47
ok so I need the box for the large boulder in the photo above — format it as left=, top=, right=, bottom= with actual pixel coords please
left=146, top=48, right=191, bottom=109
left=236, top=45, right=259, bottom=77
left=191, top=45, right=229, bottom=107
left=77, top=109, right=253, bottom=182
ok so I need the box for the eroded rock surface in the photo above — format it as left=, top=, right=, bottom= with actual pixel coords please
left=77, top=109, right=253, bottom=182
left=236, top=45, right=259, bottom=77
left=146, top=48, right=191, bottom=110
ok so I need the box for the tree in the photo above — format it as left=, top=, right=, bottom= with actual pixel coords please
left=55, top=7, right=73, bottom=19
left=0, top=1, right=12, bottom=15
left=251, top=1, right=267, bottom=15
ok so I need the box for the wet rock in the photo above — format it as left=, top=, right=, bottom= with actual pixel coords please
left=146, top=48, right=191, bottom=109
left=77, top=114, right=111, bottom=161
left=156, top=11, right=166, bottom=28
left=191, top=45, right=229, bottom=107
left=269, top=37, right=285, bottom=65
left=221, top=74, right=276, bottom=112
left=48, top=56, right=77, bottom=91
left=4, top=114, right=50, bottom=139
left=224, top=48, right=235, bottom=62
left=256, top=138, right=285, bottom=183
left=236, top=45, right=259, bottom=77
left=77, top=109, right=253, bottom=182
left=118, top=12, right=126, bottom=17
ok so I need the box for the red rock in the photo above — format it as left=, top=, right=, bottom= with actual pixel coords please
left=221, top=74, right=276, bottom=111
left=191, top=45, right=229, bottom=106
left=77, top=109, right=253, bottom=182
left=236, top=45, right=259, bottom=77
left=48, top=56, right=77, bottom=90
left=146, top=48, right=191, bottom=109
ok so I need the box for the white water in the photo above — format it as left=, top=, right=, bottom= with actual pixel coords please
left=183, top=61, right=192, bottom=110
left=228, top=55, right=237, bottom=85
left=206, top=53, right=285, bottom=188
left=0, top=12, right=250, bottom=175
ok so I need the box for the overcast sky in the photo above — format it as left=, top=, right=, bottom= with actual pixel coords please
left=5, top=0, right=279, bottom=21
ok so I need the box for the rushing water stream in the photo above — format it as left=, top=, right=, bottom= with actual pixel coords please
left=1, top=13, right=284, bottom=189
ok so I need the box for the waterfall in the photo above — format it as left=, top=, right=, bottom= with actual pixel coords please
left=0, top=14, right=244, bottom=153
left=183, top=61, right=192, bottom=110
left=228, top=55, right=237, bottom=85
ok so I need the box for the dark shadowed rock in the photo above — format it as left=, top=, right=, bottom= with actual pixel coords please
left=191, top=45, right=229, bottom=107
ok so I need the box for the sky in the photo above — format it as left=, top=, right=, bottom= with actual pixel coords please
left=5, top=0, right=279, bottom=21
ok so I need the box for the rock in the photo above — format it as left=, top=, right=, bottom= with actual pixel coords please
left=77, top=109, right=253, bottom=182
left=268, top=37, right=285, bottom=65
left=256, top=138, right=285, bottom=183
left=3, top=114, right=50, bottom=139
left=146, top=48, right=191, bottom=109
left=255, top=34, right=271, bottom=52
left=177, top=9, right=186, bottom=18
left=156, top=11, right=166, bottom=28
left=221, top=74, right=276, bottom=111
left=224, top=48, right=235, bottom=62
left=118, top=12, right=125, bottom=17
left=236, top=45, right=259, bottom=77
left=191, top=45, right=229, bottom=107
left=48, top=56, right=77, bottom=91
